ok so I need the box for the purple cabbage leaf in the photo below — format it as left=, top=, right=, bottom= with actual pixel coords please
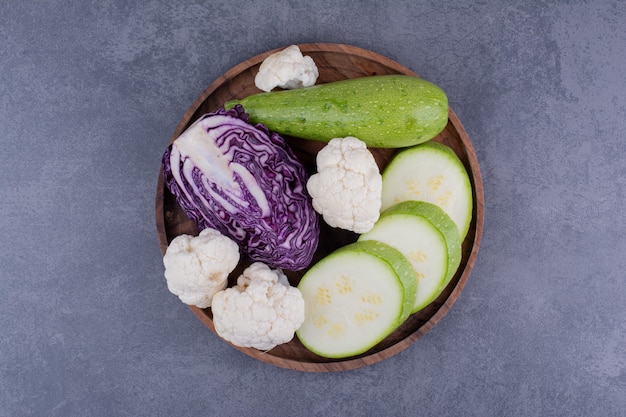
left=162, top=105, right=319, bottom=271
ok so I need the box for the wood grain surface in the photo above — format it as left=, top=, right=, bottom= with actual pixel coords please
left=154, top=43, right=484, bottom=372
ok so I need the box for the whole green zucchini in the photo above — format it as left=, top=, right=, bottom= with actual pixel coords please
left=224, top=75, right=448, bottom=148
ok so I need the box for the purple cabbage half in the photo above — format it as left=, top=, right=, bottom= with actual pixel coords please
left=162, top=105, right=319, bottom=271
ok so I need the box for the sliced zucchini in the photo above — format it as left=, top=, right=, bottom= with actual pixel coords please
left=296, top=240, right=416, bottom=359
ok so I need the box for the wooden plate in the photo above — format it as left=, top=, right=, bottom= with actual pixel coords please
left=155, top=43, right=484, bottom=372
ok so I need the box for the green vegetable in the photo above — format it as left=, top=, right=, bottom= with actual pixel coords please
left=359, top=201, right=462, bottom=313
left=381, top=141, right=473, bottom=239
left=224, top=75, right=448, bottom=148
left=296, top=240, right=416, bottom=358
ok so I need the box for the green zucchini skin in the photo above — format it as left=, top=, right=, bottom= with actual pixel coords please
left=224, top=75, right=448, bottom=148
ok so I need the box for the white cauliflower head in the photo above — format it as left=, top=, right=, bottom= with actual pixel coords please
left=163, top=228, right=240, bottom=308
left=254, top=45, right=319, bottom=92
left=211, top=262, right=305, bottom=351
left=306, top=136, right=382, bottom=233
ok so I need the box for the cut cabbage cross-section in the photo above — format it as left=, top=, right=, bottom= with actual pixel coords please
left=161, top=105, right=319, bottom=271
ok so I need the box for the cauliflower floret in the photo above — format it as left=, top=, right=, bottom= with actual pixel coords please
left=306, top=136, right=382, bottom=234
left=211, top=262, right=305, bottom=351
left=163, top=228, right=240, bottom=308
left=254, top=45, right=319, bottom=92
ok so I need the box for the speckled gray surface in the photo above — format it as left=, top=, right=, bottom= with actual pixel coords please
left=1, top=1, right=625, bottom=416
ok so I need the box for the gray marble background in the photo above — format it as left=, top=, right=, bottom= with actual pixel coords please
left=1, top=1, right=624, bottom=416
